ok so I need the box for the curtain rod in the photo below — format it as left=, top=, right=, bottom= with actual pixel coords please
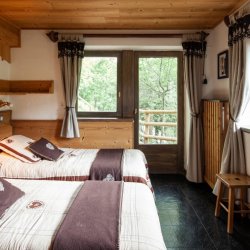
left=46, top=31, right=185, bottom=42
left=224, top=0, right=250, bottom=26
left=46, top=31, right=209, bottom=42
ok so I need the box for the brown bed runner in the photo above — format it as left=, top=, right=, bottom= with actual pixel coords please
left=90, top=149, right=124, bottom=181
left=53, top=180, right=123, bottom=250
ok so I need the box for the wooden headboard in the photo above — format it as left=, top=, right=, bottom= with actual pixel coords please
left=12, top=119, right=134, bottom=149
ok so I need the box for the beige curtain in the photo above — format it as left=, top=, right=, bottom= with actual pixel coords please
left=182, top=34, right=207, bottom=182
left=58, top=40, right=84, bottom=138
left=214, top=11, right=250, bottom=194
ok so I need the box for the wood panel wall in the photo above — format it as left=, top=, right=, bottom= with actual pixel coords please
left=203, top=100, right=229, bottom=188
left=11, top=119, right=134, bottom=149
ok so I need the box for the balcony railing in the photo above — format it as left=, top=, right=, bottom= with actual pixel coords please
left=139, top=109, right=177, bottom=144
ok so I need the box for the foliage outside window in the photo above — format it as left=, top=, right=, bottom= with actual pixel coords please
left=138, top=57, right=178, bottom=145
left=77, top=51, right=121, bottom=117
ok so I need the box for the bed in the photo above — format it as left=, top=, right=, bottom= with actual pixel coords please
left=0, top=135, right=153, bottom=191
left=0, top=178, right=166, bottom=250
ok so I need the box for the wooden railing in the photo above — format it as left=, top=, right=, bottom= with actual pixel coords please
left=139, top=109, right=177, bottom=144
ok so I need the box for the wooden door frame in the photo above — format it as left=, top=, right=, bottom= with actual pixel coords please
left=134, top=51, right=184, bottom=173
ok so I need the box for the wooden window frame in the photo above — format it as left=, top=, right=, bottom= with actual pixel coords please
left=77, top=51, right=122, bottom=118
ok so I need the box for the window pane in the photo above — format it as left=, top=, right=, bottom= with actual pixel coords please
left=78, top=57, right=117, bottom=112
left=138, top=57, right=178, bottom=145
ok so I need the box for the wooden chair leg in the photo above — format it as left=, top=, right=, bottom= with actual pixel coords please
left=227, top=187, right=235, bottom=234
left=240, top=187, right=247, bottom=218
left=215, top=180, right=223, bottom=217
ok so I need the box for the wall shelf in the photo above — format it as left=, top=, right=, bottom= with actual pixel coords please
left=0, top=80, right=54, bottom=94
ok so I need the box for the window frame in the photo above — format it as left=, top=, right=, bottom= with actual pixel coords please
left=77, top=50, right=122, bottom=118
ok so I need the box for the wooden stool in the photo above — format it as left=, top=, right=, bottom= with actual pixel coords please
left=215, top=173, right=250, bottom=234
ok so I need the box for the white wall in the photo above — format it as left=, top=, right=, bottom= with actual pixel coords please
left=10, top=30, right=183, bottom=120
left=0, top=58, right=10, bottom=79
left=10, top=31, right=64, bottom=120
left=203, top=21, right=229, bottom=100
left=0, top=58, right=11, bottom=103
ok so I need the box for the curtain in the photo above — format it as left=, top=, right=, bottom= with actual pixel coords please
left=58, top=40, right=84, bottom=138
left=182, top=34, right=207, bottom=183
left=214, top=12, right=250, bottom=194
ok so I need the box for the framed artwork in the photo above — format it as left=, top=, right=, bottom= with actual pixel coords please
left=217, top=50, right=228, bottom=79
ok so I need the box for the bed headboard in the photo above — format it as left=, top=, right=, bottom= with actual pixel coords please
left=242, top=127, right=250, bottom=176
left=11, top=119, right=134, bottom=149
left=0, top=110, right=13, bottom=140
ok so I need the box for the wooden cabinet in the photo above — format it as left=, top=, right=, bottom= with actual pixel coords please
left=0, top=110, right=12, bottom=140
left=203, top=100, right=229, bottom=188
left=0, top=124, right=12, bottom=140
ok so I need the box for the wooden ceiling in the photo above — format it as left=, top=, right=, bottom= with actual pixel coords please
left=0, top=0, right=248, bottom=30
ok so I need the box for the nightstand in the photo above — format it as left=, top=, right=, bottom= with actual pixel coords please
left=0, top=124, right=12, bottom=140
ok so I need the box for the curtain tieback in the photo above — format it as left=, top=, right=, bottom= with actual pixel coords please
left=229, top=113, right=237, bottom=123
left=66, top=106, right=75, bottom=110
left=190, top=112, right=200, bottom=118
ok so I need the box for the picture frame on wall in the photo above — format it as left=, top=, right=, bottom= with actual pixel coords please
left=217, top=50, right=228, bottom=79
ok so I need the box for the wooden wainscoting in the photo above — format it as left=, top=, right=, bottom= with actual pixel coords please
left=12, top=119, right=134, bottom=149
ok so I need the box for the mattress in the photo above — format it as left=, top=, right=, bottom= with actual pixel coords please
left=0, top=148, right=153, bottom=190
left=0, top=179, right=166, bottom=250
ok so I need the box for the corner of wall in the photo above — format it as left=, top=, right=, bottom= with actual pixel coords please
left=0, top=57, right=11, bottom=102
left=202, top=21, right=229, bottom=100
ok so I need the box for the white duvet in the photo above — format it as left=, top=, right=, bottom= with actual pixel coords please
left=0, top=148, right=152, bottom=190
left=0, top=179, right=166, bottom=250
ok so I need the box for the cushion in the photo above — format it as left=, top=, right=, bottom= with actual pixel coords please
left=28, top=137, right=64, bottom=161
left=0, top=135, right=41, bottom=163
left=0, top=178, right=25, bottom=218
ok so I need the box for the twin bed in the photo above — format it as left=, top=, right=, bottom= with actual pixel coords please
left=0, top=134, right=166, bottom=250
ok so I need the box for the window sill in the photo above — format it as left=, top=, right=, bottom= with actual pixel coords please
left=241, top=126, right=250, bottom=133
left=77, top=117, right=134, bottom=122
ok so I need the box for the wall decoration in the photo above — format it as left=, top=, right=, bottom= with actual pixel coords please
left=217, top=50, right=228, bottom=79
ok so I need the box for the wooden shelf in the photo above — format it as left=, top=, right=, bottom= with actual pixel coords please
left=0, top=80, right=54, bottom=94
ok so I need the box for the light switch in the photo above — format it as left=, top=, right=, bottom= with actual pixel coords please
left=0, top=115, right=3, bottom=121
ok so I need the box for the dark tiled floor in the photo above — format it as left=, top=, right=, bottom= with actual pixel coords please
left=151, top=174, right=250, bottom=250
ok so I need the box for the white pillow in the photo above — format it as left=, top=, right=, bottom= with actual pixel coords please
left=0, top=135, right=41, bottom=163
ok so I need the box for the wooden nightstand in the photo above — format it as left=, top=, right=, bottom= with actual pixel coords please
left=0, top=110, right=12, bottom=140
left=0, top=124, right=12, bottom=140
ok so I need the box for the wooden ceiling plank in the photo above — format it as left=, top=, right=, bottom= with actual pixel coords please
left=1, top=9, right=120, bottom=18
left=0, top=17, right=20, bottom=47
left=0, top=0, right=246, bottom=30
left=0, top=0, right=238, bottom=10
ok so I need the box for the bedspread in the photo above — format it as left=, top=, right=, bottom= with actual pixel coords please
left=0, top=148, right=153, bottom=191
left=0, top=179, right=166, bottom=250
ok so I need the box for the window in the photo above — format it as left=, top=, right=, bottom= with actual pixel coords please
left=77, top=51, right=121, bottom=117
left=137, top=56, right=179, bottom=145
